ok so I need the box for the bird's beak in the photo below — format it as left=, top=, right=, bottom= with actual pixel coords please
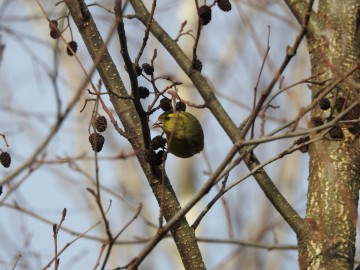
left=153, top=120, right=163, bottom=129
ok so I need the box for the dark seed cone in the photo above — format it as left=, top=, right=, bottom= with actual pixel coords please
left=145, top=150, right=163, bottom=166
left=150, top=135, right=167, bottom=150
left=124, top=63, right=142, bottom=76
left=217, top=0, right=232, bottom=12
left=135, top=64, right=142, bottom=76
left=50, top=29, right=61, bottom=39
left=89, top=132, right=105, bottom=152
left=49, top=20, right=59, bottom=30
left=49, top=20, right=60, bottom=39
left=192, top=58, right=203, bottom=72
left=0, top=152, right=11, bottom=168
left=142, top=63, right=154, bottom=75
left=295, top=136, right=310, bottom=153
left=156, top=150, right=165, bottom=162
left=67, top=41, right=78, bottom=56
left=198, top=5, right=212, bottom=25
left=299, top=144, right=309, bottom=153
left=308, top=116, right=323, bottom=128
left=295, top=135, right=310, bottom=145
left=175, top=101, right=186, bottom=112
left=159, top=97, right=173, bottom=112
left=95, top=116, right=107, bottom=132
left=138, top=86, right=150, bottom=99
left=319, top=98, right=330, bottom=110
left=329, top=126, right=344, bottom=139
left=334, top=97, right=346, bottom=112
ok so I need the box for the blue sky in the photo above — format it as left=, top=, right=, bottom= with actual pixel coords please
left=0, top=1, right=314, bottom=269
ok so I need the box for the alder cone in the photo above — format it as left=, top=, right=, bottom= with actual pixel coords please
left=89, top=133, right=105, bottom=152
left=0, top=152, right=11, bottom=168
left=95, top=116, right=107, bottom=132
left=142, top=63, right=154, bottom=75
left=150, top=135, right=167, bottom=150
left=198, top=5, right=212, bottom=25
left=159, top=97, right=172, bottom=112
left=218, top=0, right=232, bottom=12
left=67, top=41, right=78, bottom=56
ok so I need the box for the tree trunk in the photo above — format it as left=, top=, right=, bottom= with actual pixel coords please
left=299, top=2, right=360, bottom=269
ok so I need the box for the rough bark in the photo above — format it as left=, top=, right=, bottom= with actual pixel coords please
left=65, top=1, right=205, bottom=269
left=299, top=2, right=360, bottom=269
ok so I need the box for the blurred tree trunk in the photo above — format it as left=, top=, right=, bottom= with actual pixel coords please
left=298, top=1, right=360, bottom=269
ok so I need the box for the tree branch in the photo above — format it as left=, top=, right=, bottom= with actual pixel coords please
left=129, top=0, right=309, bottom=237
left=64, top=1, right=205, bottom=269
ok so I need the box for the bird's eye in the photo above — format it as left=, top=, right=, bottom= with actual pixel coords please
left=164, top=116, right=170, bottom=121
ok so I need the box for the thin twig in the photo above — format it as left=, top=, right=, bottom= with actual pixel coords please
left=240, top=0, right=315, bottom=139
left=134, top=0, right=157, bottom=66
left=42, top=219, right=101, bottom=270
left=251, top=26, right=271, bottom=139
left=52, top=208, right=67, bottom=270
left=196, top=237, right=298, bottom=250
left=0, top=133, right=9, bottom=147
left=1, top=1, right=118, bottom=188
left=11, top=255, right=21, bottom=270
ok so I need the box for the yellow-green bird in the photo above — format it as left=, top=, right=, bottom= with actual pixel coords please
left=153, top=111, right=204, bottom=158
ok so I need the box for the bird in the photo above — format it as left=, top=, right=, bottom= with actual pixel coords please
left=153, top=111, right=204, bottom=158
